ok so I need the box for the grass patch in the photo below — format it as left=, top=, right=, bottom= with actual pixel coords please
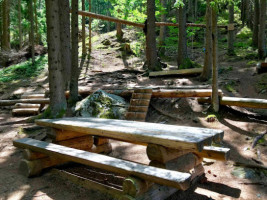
left=0, top=55, right=47, bottom=83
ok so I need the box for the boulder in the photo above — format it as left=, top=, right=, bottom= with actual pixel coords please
left=74, top=90, right=127, bottom=119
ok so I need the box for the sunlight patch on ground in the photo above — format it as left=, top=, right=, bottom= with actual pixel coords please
left=6, top=185, right=30, bottom=200
left=194, top=187, right=233, bottom=200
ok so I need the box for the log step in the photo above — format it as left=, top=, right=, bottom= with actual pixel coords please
left=21, top=93, right=46, bottom=99
left=134, top=89, right=153, bottom=93
left=149, top=68, right=203, bottom=77
left=12, top=108, right=39, bottom=116
left=13, top=138, right=191, bottom=190
left=132, top=93, right=152, bottom=100
left=128, top=106, right=148, bottom=112
left=15, top=103, right=41, bottom=109
left=130, top=99, right=150, bottom=106
left=125, top=112, right=147, bottom=120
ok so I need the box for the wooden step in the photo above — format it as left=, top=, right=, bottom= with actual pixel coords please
left=21, top=93, right=46, bottom=99
left=125, top=112, right=147, bottom=120
left=134, top=89, right=153, bottom=93
left=15, top=103, right=41, bottom=109
left=149, top=68, right=202, bottom=77
left=132, top=93, right=152, bottom=100
left=128, top=106, right=148, bottom=112
left=130, top=99, right=150, bottom=106
left=13, top=138, right=191, bottom=190
left=12, top=108, right=39, bottom=116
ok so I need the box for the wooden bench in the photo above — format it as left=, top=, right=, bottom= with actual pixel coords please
left=14, top=117, right=230, bottom=199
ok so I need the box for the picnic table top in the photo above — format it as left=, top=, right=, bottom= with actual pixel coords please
left=36, top=117, right=224, bottom=152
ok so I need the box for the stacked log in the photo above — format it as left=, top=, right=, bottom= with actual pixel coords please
left=20, top=130, right=112, bottom=177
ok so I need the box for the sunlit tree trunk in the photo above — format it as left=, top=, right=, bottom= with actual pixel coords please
left=82, top=0, right=86, bottom=55
left=159, top=0, right=166, bottom=56
left=0, top=2, right=2, bottom=49
left=59, top=0, right=71, bottom=90
left=177, top=0, right=188, bottom=67
left=45, top=0, right=67, bottom=117
left=33, top=0, right=40, bottom=44
left=211, top=6, right=219, bottom=112
left=252, top=0, right=260, bottom=48
left=18, top=0, right=22, bottom=49
left=258, top=0, right=266, bottom=59
left=69, top=0, right=79, bottom=105
left=200, top=0, right=212, bottom=81
left=88, top=0, right=92, bottom=52
left=28, top=0, right=35, bottom=64
left=227, top=2, right=235, bottom=55
left=2, top=0, right=10, bottom=51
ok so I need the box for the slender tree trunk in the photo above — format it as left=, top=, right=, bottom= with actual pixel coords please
left=88, top=0, right=92, bottom=52
left=70, top=0, right=79, bottom=105
left=82, top=0, right=86, bottom=55
left=252, top=0, right=260, bottom=48
left=227, top=2, right=235, bottom=55
left=59, top=0, right=71, bottom=90
left=177, top=0, right=188, bottom=67
left=0, top=2, right=2, bottom=49
left=2, top=0, right=10, bottom=51
left=45, top=0, right=67, bottom=117
left=194, top=0, right=198, bottom=21
left=147, top=0, right=159, bottom=71
left=28, top=0, right=35, bottom=64
left=258, top=0, right=266, bottom=59
left=18, top=0, right=22, bottom=49
left=200, top=0, right=212, bottom=81
left=116, top=23, right=123, bottom=41
left=159, top=0, right=166, bottom=56
left=211, top=7, right=219, bottom=112
left=33, top=0, right=39, bottom=44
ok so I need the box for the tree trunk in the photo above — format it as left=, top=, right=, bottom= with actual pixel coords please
left=200, top=0, right=212, bottom=81
left=45, top=0, right=67, bottom=117
left=33, top=0, right=39, bottom=44
left=18, top=0, right=22, bottom=49
left=177, top=1, right=188, bottom=67
left=116, top=23, right=123, bottom=41
left=69, top=0, right=79, bottom=105
left=82, top=0, right=86, bottom=55
left=0, top=2, right=2, bottom=49
left=159, top=0, right=166, bottom=56
left=258, top=0, right=266, bottom=59
left=2, top=0, right=10, bottom=51
left=88, top=0, right=92, bottom=52
left=252, top=0, right=260, bottom=48
left=28, top=0, right=35, bottom=64
left=211, top=6, right=219, bottom=112
left=59, top=0, right=71, bottom=90
left=227, top=2, right=235, bottom=55
left=147, top=0, right=159, bottom=71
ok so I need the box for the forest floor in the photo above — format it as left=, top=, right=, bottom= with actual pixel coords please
left=0, top=29, right=267, bottom=200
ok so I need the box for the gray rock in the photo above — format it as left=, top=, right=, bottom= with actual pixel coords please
left=74, top=90, right=127, bottom=119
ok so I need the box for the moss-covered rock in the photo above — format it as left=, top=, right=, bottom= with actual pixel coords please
left=74, top=90, right=127, bottom=119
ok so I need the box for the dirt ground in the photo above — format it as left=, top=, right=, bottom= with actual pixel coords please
left=0, top=30, right=267, bottom=200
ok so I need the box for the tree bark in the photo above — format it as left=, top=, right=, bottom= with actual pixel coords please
left=45, top=0, right=67, bottom=117
left=227, top=2, right=235, bottom=55
left=2, top=0, right=10, bottom=51
left=177, top=1, right=188, bottom=67
left=0, top=2, right=2, bottom=49
left=200, top=0, right=212, bottom=81
left=211, top=6, right=219, bottom=112
left=252, top=0, right=260, bottom=48
left=159, top=0, right=166, bottom=56
left=59, top=0, right=71, bottom=90
left=82, top=0, right=86, bottom=55
left=88, top=0, right=92, bottom=52
left=33, top=0, right=39, bottom=44
left=116, top=23, right=123, bottom=40
left=69, top=0, right=79, bottom=105
left=28, top=0, right=35, bottom=64
left=147, top=0, right=159, bottom=71
left=258, top=0, right=266, bottom=59
left=18, top=0, right=22, bottom=49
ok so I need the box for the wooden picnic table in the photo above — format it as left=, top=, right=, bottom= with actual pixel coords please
left=35, top=117, right=224, bottom=152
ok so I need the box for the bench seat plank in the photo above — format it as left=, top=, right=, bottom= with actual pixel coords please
left=13, top=138, right=191, bottom=190
left=36, top=117, right=223, bottom=151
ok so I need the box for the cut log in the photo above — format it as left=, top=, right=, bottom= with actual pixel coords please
left=0, top=98, right=50, bottom=106
left=21, top=93, right=46, bottom=99
left=220, top=97, right=267, bottom=109
left=125, top=112, right=147, bottom=120
left=36, top=117, right=224, bottom=151
left=19, top=157, right=65, bottom=177
left=195, top=146, right=230, bottom=161
left=149, top=153, right=202, bottom=172
left=14, top=138, right=192, bottom=190
left=48, top=129, right=89, bottom=142
left=147, top=144, right=192, bottom=163
left=149, top=68, right=203, bottom=77
left=132, top=93, right=152, bottom=99
left=128, top=106, right=148, bottom=113
left=15, top=103, right=41, bottom=109
left=94, top=136, right=110, bottom=146
left=130, top=99, right=150, bottom=106
left=23, top=149, right=47, bottom=160
left=123, top=177, right=152, bottom=197
left=152, top=89, right=223, bottom=98
left=56, top=135, right=94, bottom=150
left=12, top=108, right=39, bottom=116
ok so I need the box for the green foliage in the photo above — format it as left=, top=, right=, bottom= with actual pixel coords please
left=0, top=55, right=47, bottom=83
left=236, top=26, right=252, bottom=39
left=179, top=58, right=202, bottom=69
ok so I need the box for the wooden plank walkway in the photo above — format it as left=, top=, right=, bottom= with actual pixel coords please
left=13, top=138, right=191, bottom=190
left=36, top=117, right=224, bottom=151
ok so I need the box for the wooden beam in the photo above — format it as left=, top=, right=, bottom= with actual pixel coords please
left=21, top=94, right=46, bottom=99
left=220, top=97, right=267, bottom=109
left=15, top=103, right=41, bottom=108
left=0, top=98, right=50, bottom=106
left=195, top=146, right=230, bottom=161
left=48, top=129, right=88, bottom=142
left=14, top=138, right=191, bottom=190
left=149, top=68, right=203, bottom=77
left=12, top=108, right=39, bottom=116
left=56, top=135, right=94, bottom=150
left=36, top=117, right=224, bottom=152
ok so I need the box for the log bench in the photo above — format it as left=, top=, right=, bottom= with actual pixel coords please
left=13, top=117, right=230, bottom=200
